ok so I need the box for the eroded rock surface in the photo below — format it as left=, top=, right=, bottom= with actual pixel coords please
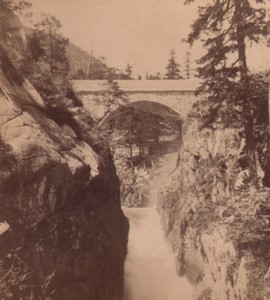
left=0, top=70, right=128, bottom=300
left=158, top=118, right=270, bottom=300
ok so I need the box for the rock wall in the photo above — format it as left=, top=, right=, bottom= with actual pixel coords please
left=158, top=117, right=270, bottom=299
left=0, top=70, right=128, bottom=300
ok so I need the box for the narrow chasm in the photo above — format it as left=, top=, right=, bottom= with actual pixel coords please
left=106, top=97, right=270, bottom=300
left=103, top=102, right=194, bottom=300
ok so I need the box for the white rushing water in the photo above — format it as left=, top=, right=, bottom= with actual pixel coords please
left=122, top=153, right=194, bottom=300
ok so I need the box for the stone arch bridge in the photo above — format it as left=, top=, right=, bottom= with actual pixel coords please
left=70, top=80, right=201, bottom=120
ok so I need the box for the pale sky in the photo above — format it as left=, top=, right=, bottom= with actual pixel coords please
left=27, top=0, right=269, bottom=76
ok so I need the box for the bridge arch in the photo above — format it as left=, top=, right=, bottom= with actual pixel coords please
left=101, top=100, right=183, bottom=127
left=102, top=99, right=184, bottom=165
left=70, top=79, right=201, bottom=120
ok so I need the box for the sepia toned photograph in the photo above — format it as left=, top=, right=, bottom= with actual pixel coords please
left=0, top=0, right=269, bottom=299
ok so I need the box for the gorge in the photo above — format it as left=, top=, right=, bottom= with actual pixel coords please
left=0, top=5, right=269, bottom=298
left=122, top=152, right=194, bottom=300
left=99, top=83, right=270, bottom=299
left=1, top=62, right=270, bottom=299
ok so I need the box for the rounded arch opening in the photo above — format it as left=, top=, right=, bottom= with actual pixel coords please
left=100, top=100, right=183, bottom=126
left=101, top=100, right=183, bottom=207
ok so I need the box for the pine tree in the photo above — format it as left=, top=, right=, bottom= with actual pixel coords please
left=184, top=51, right=191, bottom=79
left=98, top=77, right=129, bottom=121
left=165, top=50, right=182, bottom=79
left=34, top=14, right=69, bottom=76
left=185, top=0, right=269, bottom=185
left=125, top=63, right=133, bottom=79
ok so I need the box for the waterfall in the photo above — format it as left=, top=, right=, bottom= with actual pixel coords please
left=122, top=153, right=194, bottom=300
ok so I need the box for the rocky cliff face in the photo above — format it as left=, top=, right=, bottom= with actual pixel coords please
left=158, top=117, right=270, bottom=299
left=0, top=70, right=128, bottom=300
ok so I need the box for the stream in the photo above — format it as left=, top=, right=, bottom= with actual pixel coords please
left=122, top=153, right=194, bottom=300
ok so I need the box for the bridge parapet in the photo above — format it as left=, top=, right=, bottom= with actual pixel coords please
left=71, top=79, right=201, bottom=93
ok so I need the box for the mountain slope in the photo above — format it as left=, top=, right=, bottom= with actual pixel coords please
left=66, top=43, right=112, bottom=79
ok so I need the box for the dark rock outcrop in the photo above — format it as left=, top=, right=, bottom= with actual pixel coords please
left=0, top=70, right=128, bottom=300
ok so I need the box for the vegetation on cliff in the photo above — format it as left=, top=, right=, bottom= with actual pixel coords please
left=0, top=0, right=84, bottom=108
left=155, top=2, right=270, bottom=298
left=185, top=0, right=269, bottom=187
left=158, top=114, right=270, bottom=299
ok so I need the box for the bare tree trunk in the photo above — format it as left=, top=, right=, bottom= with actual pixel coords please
left=129, top=143, right=133, bottom=160
left=235, top=0, right=257, bottom=186
left=49, top=22, right=53, bottom=74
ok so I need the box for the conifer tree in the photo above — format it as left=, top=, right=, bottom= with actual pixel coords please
left=185, top=0, right=269, bottom=184
left=165, top=50, right=182, bottom=79
left=98, top=77, right=129, bottom=121
left=184, top=51, right=191, bottom=79
left=34, top=14, right=69, bottom=76
left=125, top=63, right=133, bottom=79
